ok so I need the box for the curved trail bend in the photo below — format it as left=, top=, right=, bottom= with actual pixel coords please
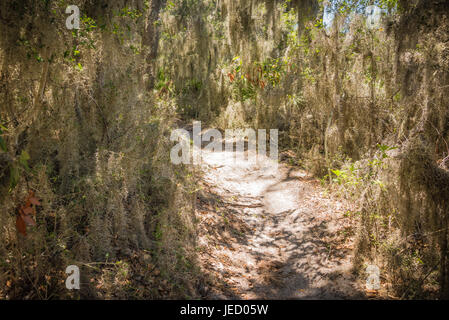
left=194, top=140, right=364, bottom=299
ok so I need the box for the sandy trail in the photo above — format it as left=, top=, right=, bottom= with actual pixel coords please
left=194, top=140, right=364, bottom=299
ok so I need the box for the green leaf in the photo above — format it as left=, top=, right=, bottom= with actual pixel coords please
left=331, top=169, right=342, bottom=177
left=9, top=165, right=19, bottom=190
left=19, top=150, right=30, bottom=161
left=19, top=150, right=30, bottom=171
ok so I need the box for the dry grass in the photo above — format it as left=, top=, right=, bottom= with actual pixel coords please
left=0, top=0, right=205, bottom=299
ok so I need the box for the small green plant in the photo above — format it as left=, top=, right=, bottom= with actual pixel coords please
left=329, top=162, right=361, bottom=189
left=232, top=78, right=257, bottom=101
left=182, top=79, right=203, bottom=94
left=256, top=57, right=287, bottom=87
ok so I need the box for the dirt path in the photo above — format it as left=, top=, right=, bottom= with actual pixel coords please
left=194, top=141, right=364, bottom=299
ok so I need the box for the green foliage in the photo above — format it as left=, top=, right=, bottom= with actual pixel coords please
left=228, top=57, right=257, bottom=102
left=281, top=4, right=297, bottom=31
left=232, top=78, right=257, bottom=102
left=9, top=165, right=19, bottom=190
left=330, top=162, right=361, bottom=187
left=182, top=79, right=203, bottom=94
left=377, top=144, right=397, bottom=159
left=300, top=66, right=316, bottom=83
left=326, top=0, right=398, bottom=14
left=156, top=69, right=167, bottom=86
left=155, top=68, right=172, bottom=91
left=257, top=58, right=287, bottom=87
left=325, top=144, right=397, bottom=198
left=17, top=37, right=44, bottom=63
left=118, top=6, right=142, bottom=20
left=18, top=150, right=30, bottom=171
left=164, top=0, right=203, bottom=18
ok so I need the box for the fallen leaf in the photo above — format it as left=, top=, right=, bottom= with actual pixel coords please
left=16, top=215, right=27, bottom=236
left=22, top=207, right=33, bottom=215
left=365, top=289, right=379, bottom=296
left=21, top=214, right=36, bottom=226
left=29, top=197, right=41, bottom=206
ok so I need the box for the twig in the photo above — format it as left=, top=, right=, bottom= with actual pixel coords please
left=325, top=110, right=334, bottom=184
left=430, top=121, right=449, bottom=151
left=400, top=258, right=440, bottom=299
left=33, top=48, right=51, bottom=112
left=225, top=202, right=263, bottom=208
